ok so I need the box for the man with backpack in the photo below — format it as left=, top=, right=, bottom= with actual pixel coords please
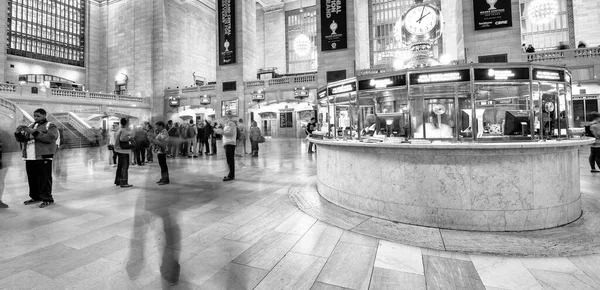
left=14, top=108, right=59, bottom=208
left=187, top=120, right=198, bottom=158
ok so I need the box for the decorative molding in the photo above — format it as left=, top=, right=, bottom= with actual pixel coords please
left=263, top=3, right=285, bottom=13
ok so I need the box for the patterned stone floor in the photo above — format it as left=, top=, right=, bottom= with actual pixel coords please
left=0, top=139, right=599, bottom=290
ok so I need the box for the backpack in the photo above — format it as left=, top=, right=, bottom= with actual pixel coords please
left=585, top=125, right=594, bottom=137
left=236, top=126, right=242, bottom=140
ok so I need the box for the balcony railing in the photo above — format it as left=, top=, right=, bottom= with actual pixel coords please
left=0, top=97, right=17, bottom=113
left=244, top=73, right=318, bottom=89
left=526, top=47, right=600, bottom=62
left=0, top=84, right=146, bottom=104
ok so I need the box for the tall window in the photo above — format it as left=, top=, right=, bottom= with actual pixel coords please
left=7, top=0, right=85, bottom=66
left=519, top=0, right=572, bottom=51
left=286, top=8, right=317, bottom=74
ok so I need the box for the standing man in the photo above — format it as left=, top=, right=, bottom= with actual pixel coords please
left=153, top=121, right=170, bottom=185
left=187, top=120, right=198, bottom=158
left=306, top=117, right=317, bottom=154
left=589, top=112, right=600, bottom=172
left=203, top=119, right=213, bottom=155
left=0, top=136, right=8, bottom=208
left=221, top=114, right=237, bottom=181
left=14, top=108, right=59, bottom=208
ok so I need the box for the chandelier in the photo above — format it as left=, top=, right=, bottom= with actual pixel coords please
left=527, top=0, right=559, bottom=24
left=293, top=33, right=312, bottom=57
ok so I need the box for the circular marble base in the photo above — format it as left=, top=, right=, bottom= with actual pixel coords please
left=289, top=180, right=600, bottom=257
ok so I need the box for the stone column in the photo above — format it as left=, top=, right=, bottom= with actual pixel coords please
left=0, top=0, right=8, bottom=82
left=216, top=0, right=258, bottom=122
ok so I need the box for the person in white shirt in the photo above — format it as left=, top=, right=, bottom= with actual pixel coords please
left=220, top=114, right=237, bottom=181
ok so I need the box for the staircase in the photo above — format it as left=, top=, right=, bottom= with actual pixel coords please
left=47, top=112, right=98, bottom=149
left=60, top=122, right=97, bottom=149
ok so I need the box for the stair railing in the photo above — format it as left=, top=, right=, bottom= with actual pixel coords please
left=47, top=113, right=83, bottom=148
left=65, top=112, right=96, bottom=143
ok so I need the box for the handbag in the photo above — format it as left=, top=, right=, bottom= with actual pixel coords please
left=120, top=139, right=136, bottom=150
left=257, top=135, right=266, bottom=143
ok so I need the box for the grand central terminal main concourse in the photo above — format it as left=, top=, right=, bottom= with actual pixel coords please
left=2, top=0, right=600, bottom=289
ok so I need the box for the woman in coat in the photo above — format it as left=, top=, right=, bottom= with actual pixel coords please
left=114, top=118, right=134, bottom=187
left=249, top=120, right=262, bottom=157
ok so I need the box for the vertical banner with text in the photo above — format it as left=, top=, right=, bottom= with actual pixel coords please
left=218, top=0, right=236, bottom=65
left=320, top=0, right=347, bottom=51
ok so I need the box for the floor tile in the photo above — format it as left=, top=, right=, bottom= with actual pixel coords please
left=374, top=240, right=423, bottom=275
left=179, top=239, right=253, bottom=286
left=470, top=255, right=543, bottom=290
left=233, top=231, right=303, bottom=270
left=291, top=222, right=344, bottom=258
left=568, top=254, right=600, bottom=285
left=316, top=242, right=377, bottom=290
left=519, top=257, right=580, bottom=273
left=311, top=281, right=353, bottom=290
left=199, top=262, right=268, bottom=290
left=421, top=248, right=471, bottom=261
left=368, top=267, right=425, bottom=290
left=529, top=269, right=600, bottom=290
left=423, top=255, right=485, bottom=290
left=220, top=205, right=271, bottom=226
left=0, top=270, right=57, bottom=290
left=274, top=210, right=317, bottom=235
left=339, top=230, right=379, bottom=247
left=255, top=252, right=327, bottom=290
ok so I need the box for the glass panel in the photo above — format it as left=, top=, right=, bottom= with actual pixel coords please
left=475, top=83, right=532, bottom=139
left=573, top=100, right=584, bottom=127
left=585, top=99, right=598, bottom=121
left=413, top=98, right=456, bottom=139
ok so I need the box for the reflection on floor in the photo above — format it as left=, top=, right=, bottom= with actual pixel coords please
left=0, top=139, right=599, bottom=290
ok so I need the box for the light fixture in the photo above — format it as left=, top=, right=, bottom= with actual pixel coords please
left=293, top=33, right=311, bottom=57
left=293, top=0, right=311, bottom=57
left=527, top=0, right=559, bottom=24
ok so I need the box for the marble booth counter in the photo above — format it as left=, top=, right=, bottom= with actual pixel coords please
left=310, top=138, right=595, bottom=231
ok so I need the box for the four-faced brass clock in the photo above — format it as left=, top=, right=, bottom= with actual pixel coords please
left=401, top=2, right=443, bottom=45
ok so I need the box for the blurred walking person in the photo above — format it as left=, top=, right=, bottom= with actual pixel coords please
left=108, top=125, right=118, bottom=166
left=249, top=120, right=262, bottom=157
left=203, top=119, right=213, bottom=155
left=14, top=108, right=59, bottom=208
left=114, top=118, right=134, bottom=187
left=133, top=125, right=148, bottom=166
left=0, top=136, right=8, bottom=208
left=236, top=118, right=248, bottom=156
left=145, top=123, right=155, bottom=163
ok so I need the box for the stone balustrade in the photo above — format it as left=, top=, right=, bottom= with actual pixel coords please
left=0, top=84, right=146, bottom=105
left=526, top=47, right=600, bottom=62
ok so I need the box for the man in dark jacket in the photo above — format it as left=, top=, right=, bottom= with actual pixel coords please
left=203, top=120, right=213, bottom=155
left=14, top=108, right=59, bottom=208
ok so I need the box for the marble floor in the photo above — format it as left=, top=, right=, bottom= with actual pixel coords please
left=0, top=139, right=599, bottom=290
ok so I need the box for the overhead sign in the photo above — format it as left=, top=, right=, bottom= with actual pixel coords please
left=294, top=88, right=309, bottom=98
left=320, top=0, right=348, bottom=51
left=252, top=92, right=265, bottom=101
left=473, top=0, right=512, bottom=30
left=328, top=82, right=356, bottom=95
left=474, top=68, right=530, bottom=81
left=358, top=74, right=406, bottom=90
left=218, top=0, right=236, bottom=65
left=169, top=96, right=180, bottom=107
left=200, top=96, right=211, bottom=105
left=409, top=70, right=471, bottom=85
left=317, top=88, right=327, bottom=100
left=533, top=69, right=565, bottom=82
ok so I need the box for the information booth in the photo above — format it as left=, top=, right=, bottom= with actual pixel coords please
left=310, top=63, right=594, bottom=232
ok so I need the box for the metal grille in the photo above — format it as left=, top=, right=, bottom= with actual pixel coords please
left=7, top=0, right=85, bottom=66
left=286, top=7, right=318, bottom=74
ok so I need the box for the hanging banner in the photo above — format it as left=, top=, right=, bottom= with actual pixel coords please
left=320, top=0, right=347, bottom=51
left=218, top=0, right=236, bottom=65
left=473, top=0, right=512, bottom=31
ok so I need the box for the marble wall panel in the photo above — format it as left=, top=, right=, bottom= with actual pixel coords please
left=314, top=142, right=582, bottom=231
left=468, top=153, right=534, bottom=211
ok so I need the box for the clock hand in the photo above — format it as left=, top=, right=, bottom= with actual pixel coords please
left=418, top=6, right=425, bottom=22
left=417, top=12, right=432, bottom=23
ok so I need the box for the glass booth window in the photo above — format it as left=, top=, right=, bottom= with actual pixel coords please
left=536, top=82, right=568, bottom=137
left=475, top=84, right=532, bottom=138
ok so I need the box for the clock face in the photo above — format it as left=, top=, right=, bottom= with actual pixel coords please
left=404, top=5, right=438, bottom=35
